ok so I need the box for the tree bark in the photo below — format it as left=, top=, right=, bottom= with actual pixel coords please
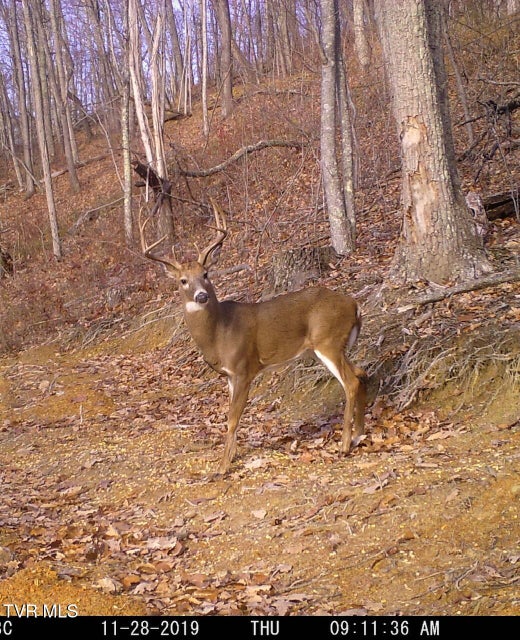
left=376, top=0, right=492, bottom=284
left=353, top=0, right=370, bottom=69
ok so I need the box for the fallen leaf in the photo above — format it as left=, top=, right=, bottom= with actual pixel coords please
left=244, top=457, right=270, bottom=470
left=445, top=488, right=459, bottom=503
left=146, top=536, right=179, bottom=551
left=122, top=574, right=141, bottom=590
left=94, top=577, right=121, bottom=594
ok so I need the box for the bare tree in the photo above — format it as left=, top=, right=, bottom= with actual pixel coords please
left=21, top=0, right=61, bottom=258
left=211, top=0, right=234, bottom=116
left=165, top=0, right=186, bottom=104
left=319, top=0, right=356, bottom=255
left=2, top=0, right=36, bottom=197
left=0, top=70, right=24, bottom=188
left=376, top=0, right=492, bottom=283
left=47, top=0, right=80, bottom=191
left=200, top=0, right=209, bottom=136
left=121, top=0, right=133, bottom=246
left=129, top=0, right=174, bottom=240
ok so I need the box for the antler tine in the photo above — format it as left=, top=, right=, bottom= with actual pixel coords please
left=210, top=197, right=228, bottom=234
left=197, top=198, right=228, bottom=267
left=139, top=208, right=181, bottom=270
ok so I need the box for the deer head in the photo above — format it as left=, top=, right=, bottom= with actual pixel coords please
left=140, top=200, right=227, bottom=312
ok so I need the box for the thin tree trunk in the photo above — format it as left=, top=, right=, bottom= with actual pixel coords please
left=121, top=3, right=133, bottom=247
left=49, top=0, right=80, bottom=191
left=0, top=71, right=24, bottom=188
left=320, top=0, right=355, bottom=255
left=129, top=0, right=154, bottom=166
left=201, top=0, right=209, bottom=136
left=166, top=0, right=185, bottom=102
left=150, top=1, right=174, bottom=239
left=442, top=10, right=474, bottom=147
left=6, top=0, right=35, bottom=196
left=21, top=0, right=61, bottom=259
left=337, top=54, right=357, bottom=234
left=212, top=0, right=233, bottom=117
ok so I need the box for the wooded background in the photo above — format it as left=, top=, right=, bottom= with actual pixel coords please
left=0, top=0, right=518, bottom=351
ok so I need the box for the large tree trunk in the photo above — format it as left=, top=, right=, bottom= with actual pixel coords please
left=376, top=0, right=492, bottom=284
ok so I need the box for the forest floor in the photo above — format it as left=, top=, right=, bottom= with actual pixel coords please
left=0, top=295, right=519, bottom=616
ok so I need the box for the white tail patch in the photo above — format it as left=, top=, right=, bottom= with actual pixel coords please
left=314, top=350, right=345, bottom=391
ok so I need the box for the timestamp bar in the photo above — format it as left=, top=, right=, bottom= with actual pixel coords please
left=1, top=615, right=515, bottom=638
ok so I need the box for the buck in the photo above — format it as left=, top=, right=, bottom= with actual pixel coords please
left=140, top=202, right=366, bottom=475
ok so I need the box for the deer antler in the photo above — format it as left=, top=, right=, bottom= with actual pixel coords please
left=197, top=199, right=228, bottom=268
left=139, top=208, right=182, bottom=271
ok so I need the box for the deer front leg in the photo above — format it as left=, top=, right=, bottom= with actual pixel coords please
left=218, top=374, right=252, bottom=475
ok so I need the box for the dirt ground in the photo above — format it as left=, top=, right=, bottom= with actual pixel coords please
left=0, top=325, right=519, bottom=618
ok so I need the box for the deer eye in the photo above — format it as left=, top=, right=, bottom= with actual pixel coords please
left=180, top=278, right=188, bottom=286
left=203, top=272, right=209, bottom=280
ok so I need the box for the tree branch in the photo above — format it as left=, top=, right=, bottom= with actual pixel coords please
left=415, top=269, right=520, bottom=305
left=175, top=139, right=304, bottom=178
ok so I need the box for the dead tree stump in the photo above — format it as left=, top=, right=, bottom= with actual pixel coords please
left=268, top=245, right=338, bottom=294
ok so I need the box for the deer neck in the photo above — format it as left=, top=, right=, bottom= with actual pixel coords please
left=182, top=294, right=222, bottom=353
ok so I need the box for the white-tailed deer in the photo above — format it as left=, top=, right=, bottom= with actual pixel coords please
left=140, top=203, right=366, bottom=475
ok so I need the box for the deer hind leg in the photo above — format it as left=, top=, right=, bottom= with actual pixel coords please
left=314, top=348, right=365, bottom=455
left=353, top=365, right=367, bottom=440
left=218, top=373, right=252, bottom=475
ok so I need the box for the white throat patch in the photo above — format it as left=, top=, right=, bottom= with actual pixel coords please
left=185, top=301, right=205, bottom=313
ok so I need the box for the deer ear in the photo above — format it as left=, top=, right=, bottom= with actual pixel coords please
left=162, top=264, right=179, bottom=279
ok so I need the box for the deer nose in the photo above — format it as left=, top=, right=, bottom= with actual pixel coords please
left=195, top=291, right=209, bottom=304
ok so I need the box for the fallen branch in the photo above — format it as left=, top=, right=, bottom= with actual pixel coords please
left=176, top=139, right=304, bottom=178
left=67, top=197, right=124, bottom=235
left=415, top=269, right=520, bottom=305
left=50, top=154, right=111, bottom=179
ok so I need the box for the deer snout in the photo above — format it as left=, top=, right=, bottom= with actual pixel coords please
left=195, top=290, right=209, bottom=304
